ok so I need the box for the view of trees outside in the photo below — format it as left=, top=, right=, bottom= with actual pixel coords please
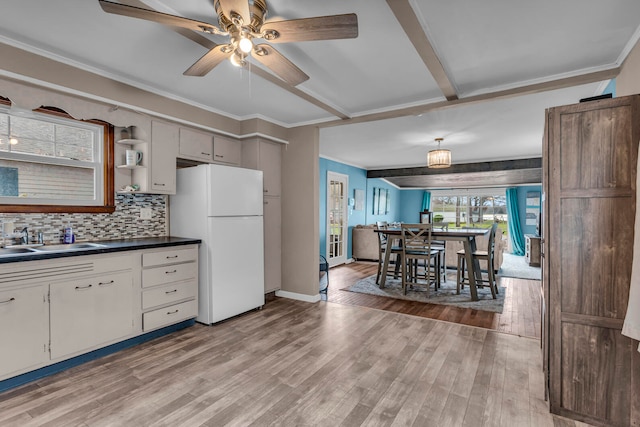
left=430, top=194, right=508, bottom=233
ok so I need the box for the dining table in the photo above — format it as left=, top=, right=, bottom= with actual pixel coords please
left=375, top=227, right=490, bottom=301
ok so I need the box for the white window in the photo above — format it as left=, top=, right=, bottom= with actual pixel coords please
left=0, top=107, right=105, bottom=207
left=430, top=188, right=507, bottom=229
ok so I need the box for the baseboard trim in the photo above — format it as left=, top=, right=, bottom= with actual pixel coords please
left=275, top=290, right=321, bottom=303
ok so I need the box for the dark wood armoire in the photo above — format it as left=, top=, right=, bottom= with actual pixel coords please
left=542, top=94, right=640, bottom=426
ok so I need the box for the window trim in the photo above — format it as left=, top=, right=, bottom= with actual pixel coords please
left=0, top=101, right=115, bottom=214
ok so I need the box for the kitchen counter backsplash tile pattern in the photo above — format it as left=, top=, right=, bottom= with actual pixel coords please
left=0, top=194, right=167, bottom=245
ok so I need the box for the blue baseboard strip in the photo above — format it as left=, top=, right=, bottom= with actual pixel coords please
left=0, top=318, right=195, bottom=394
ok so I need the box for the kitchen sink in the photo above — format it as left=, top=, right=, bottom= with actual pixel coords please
left=0, top=247, right=38, bottom=255
left=32, top=242, right=108, bottom=252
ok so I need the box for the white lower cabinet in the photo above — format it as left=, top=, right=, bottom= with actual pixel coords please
left=0, top=285, right=49, bottom=377
left=49, top=271, right=134, bottom=359
left=0, top=244, right=199, bottom=383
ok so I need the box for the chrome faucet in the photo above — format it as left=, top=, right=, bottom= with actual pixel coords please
left=21, top=227, right=28, bottom=245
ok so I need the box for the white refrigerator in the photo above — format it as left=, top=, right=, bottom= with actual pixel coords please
left=169, top=164, right=265, bottom=325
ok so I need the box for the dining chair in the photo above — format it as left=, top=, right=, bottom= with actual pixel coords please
left=375, top=221, right=402, bottom=284
left=400, top=223, right=441, bottom=296
left=431, top=222, right=448, bottom=285
left=456, top=222, right=498, bottom=298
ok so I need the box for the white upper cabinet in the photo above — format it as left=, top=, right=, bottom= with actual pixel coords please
left=178, top=127, right=213, bottom=163
left=242, top=138, right=282, bottom=197
left=150, top=121, right=178, bottom=194
left=212, top=135, right=241, bottom=166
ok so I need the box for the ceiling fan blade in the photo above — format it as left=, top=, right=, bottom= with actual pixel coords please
left=98, top=0, right=223, bottom=35
left=252, top=44, right=309, bottom=86
left=216, top=0, right=251, bottom=27
left=184, top=45, right=231, bottom=76
left=261, top=14, right=358, bottom=43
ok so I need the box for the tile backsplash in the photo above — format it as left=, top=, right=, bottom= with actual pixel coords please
left=0, top=194, right=167, bottom=245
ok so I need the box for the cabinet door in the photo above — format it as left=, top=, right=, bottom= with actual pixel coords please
left=179, top=128, right=213, bottom=162
left=260, top=140, right=281, bottom=197
left=213, top=135, right=241, bottom=166
left=50, top=272, right=134, bottom=359
left=150, top=121, right=178, bottom=194
left=263, top=196, right=282, bottom=293
left=241, top=138, right=281, bottom=196
left=0, top=286, right=49, bottom=379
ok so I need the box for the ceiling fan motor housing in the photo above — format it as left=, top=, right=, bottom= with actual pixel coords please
left=214, top=0, right=267, bottom=34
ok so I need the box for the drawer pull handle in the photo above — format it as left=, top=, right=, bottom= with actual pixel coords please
left=166, top=255, right=179, bottom=259
left=202, top=152, right=211, bottom=156
left=165, top=289, right=178, bottom=294
left=167, top=309, right=179, bottom=315
left=154, top=183, right=165, bottom=186
left=75, top=284, right=92, bottom=290
left=165, top=270, right=177, bottom=274
left=0, top=297, right=16, bottom=304
left=98, top=280, right=115, bottom=286
left=215, top=154, right=224, bottom=158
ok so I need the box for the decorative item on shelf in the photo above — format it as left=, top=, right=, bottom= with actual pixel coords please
left=427, top=137, right=451, bottom=168
left=119, top=184, right=140, bottom=193
left=120, top=127, right=131, bottom=140
left=125, top=149, right=142, bottom=166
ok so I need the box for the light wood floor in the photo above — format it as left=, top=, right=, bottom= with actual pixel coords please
left=326, top=261, right=542, bottom=339
left=0, top=292, right=593, bottom=426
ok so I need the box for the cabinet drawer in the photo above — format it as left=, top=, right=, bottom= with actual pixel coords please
left=142, top=280, right=197, bottom=309
left=143, top=299, right=197, bottom=331
left=142, top=262, right=197, bottom=288
left=142, top=247, right=197, bottom=267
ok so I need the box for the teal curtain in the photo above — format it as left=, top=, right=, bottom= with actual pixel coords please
left=506, top=187, right=525, bottom=255
left=421, top=191, right=431, bottom=211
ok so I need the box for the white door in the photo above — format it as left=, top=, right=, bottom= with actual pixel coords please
left=326, top=172, right=348, bottom=267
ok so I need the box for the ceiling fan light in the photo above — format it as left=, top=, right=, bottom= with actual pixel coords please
left=239, top=37, right=253, bottom=54
left=229, top=52, right=246, bottom=67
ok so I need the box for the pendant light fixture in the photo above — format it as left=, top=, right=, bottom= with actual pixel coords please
left=427, top=137, right=451, bottom=168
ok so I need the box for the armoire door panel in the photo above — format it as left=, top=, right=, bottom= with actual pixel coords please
left=560, top=197, right=633, bottom=318
left=559, top=105, right=634, bottom=191
left=561, top=322, right=632, bottom=426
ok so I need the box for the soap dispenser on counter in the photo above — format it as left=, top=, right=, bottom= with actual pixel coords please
left=63, top=223, right=75, bottom=244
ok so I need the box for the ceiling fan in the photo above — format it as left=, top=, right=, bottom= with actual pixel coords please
left=98, top=0, right=358, bottom=86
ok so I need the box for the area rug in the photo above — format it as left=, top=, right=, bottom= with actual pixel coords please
left=345, top=274, right=505, bottom=313
left=499, top=253, right=541, bottom=280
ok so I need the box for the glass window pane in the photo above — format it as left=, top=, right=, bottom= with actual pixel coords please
left=9, top=136, right=55, bottom=157
left=56, top=124, right=94, bottom=161
left=0, top=159, right=94, bottom=200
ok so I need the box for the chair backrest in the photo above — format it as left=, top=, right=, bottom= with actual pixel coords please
left=376, top=221, right=389, bottom=248
left=401, top=223, right=432, bottom=254
left=486, top=222, right=498, bottom=259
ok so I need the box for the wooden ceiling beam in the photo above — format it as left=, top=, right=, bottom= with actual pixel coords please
left=386, top=0, right=458, bottom=101
left=367, top=157, right=542, bottom=178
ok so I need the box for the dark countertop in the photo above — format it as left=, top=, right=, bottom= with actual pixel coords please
left=0, top=236, right=201, bottom=264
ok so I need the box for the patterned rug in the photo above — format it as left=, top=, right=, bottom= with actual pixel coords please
left=345, top=274, right=505, bottom=313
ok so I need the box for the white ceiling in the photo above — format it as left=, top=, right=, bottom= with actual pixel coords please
left=1, top=0, right=639, bottom=173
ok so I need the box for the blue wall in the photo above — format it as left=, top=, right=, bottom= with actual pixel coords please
left=603, top=78, right=616, bottom=97
left=398, top=189, right=425, bottom=223
left=365, top=178, right=402, bottom=225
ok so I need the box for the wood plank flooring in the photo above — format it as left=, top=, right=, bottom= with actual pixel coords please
left=0, top=296, right=593, bottom=426
left=325, top=262, right=542, bottom=339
